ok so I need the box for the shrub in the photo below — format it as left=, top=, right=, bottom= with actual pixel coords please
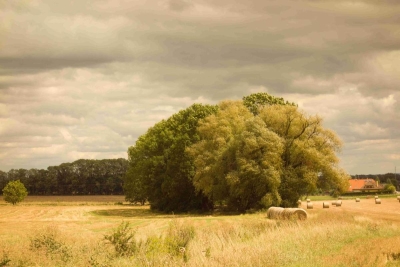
left=104, top=221, right=137, bottom=257
left=29, top=226, right=72, bottom=263
left=384, top=184, right=396, bottom=194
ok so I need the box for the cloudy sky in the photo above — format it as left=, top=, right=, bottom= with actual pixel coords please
left=1, top=0, right=400, bottom=175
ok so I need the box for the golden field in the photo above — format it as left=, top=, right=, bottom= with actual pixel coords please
left=0, top=196, right=400, bottom=267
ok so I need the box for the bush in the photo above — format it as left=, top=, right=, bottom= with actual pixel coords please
left=2, top=180, right=28, bottom=205
left=29, top=226, right=72, bottom=263
left=164, top=220, right=195, bottom=257
left=104, top=221, right=137, bottom=257
left=384, top=184, right=396, bottom=194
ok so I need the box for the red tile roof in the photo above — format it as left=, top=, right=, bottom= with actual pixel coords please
left=348, top=179, right=381, bottom=192
left=348, top=179, right=367, bottom=191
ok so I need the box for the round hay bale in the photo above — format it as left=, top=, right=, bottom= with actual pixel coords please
left=307, top=202, right=313, bottom=209
left=267, top=207, right=285, bottom=219
left=375, top=195, right=379, bottom=199
left=306, top=199, right=311, bottom=202
left=331, top=201, right=337, bottom=206
left=355, top=198, right=360, bottom=202
left=323, top=202, right=329, bottom=208
left=375, top=198, right=381, bottom=204
left=284, top=208, right=307, bottom=220
left=335, top=200, right=342, bottom=207
left=267, top=207, right=308, bottom=220
left=397, top=196, right=400, bottom=201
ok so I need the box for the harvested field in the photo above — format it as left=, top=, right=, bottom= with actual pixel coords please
left=1, top=196, right=400, bottom=267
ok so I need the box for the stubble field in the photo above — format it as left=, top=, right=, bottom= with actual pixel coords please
left=0, top=195, right=400, bottom=267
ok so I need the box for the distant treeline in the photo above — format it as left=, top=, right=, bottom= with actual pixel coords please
left=351, top=173, right=399, bottom=187
left=0, top=158, right=128, bottom=195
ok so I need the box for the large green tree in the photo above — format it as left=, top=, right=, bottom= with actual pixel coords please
left=124, top=103, right=218, bottom=212
left=258, top=104, right=349, bottom=206
left=187, top=101, right=284, bottom=212
left=188, top=99, right=349, bottom=210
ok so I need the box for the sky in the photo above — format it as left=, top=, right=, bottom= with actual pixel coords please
left=1, top=0, right=400, bottom=175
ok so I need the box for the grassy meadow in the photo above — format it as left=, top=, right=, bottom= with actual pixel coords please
left=1, top=196, right=400, bottom=267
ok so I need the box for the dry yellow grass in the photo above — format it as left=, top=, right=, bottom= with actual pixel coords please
left=1, top=196, right=400, bottom=266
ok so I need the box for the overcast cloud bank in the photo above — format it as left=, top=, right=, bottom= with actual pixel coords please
left=1, top=0, right=400, bottom=174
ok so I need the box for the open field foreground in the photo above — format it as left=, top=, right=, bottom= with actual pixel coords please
left=1, top=196, right=400, bottom=267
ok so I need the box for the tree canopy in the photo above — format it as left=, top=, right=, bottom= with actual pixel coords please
left=187, top=101, right=284, bottom=212
left=187, top=100, right=349, bottom=210
left=124, top=103, right=218, bottom=212
left=124, top=93, right=350, bottom=212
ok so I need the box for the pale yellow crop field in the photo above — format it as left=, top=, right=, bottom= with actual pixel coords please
left=0, top=196, right=400, bottom=267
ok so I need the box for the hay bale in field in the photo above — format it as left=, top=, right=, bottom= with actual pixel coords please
left=397, top=196, right=400, bottom=201
left=306, top=198, right=311, bottom=202
left=267, top=207, right=284, bottom=219
left=323, top=202, right=329, bottom=208
left=331, top=201, right=337, bottom=206
left=267, top=207, right=307, bottom=220
left=375, top=198, right=381, bottom=204
left=355, top=198, right=360, bottom=202
left=335, top=200, right=342, bottom=207
left=307, top=202, right=313, bottom=209
left=374, top=195, right=379, bottom=199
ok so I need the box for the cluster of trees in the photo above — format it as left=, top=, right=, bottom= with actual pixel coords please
left=124, top=93, right=350, bottom=212
left=0, top=159, right=128, bottom=195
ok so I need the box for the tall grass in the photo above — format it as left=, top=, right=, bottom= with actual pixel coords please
left=1, top=210, right=400, bottom=266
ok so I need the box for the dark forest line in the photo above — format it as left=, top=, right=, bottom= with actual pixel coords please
left=0, top=158, right=128, bottom=195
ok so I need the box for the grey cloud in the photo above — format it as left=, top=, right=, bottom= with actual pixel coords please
left=1, top=0, right=400, bottom=174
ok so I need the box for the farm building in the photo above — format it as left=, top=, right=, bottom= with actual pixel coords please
left=347, top=178, right=384, bottom=193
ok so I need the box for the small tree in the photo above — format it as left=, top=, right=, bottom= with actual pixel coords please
left=2, top=180, right=28, bottom=205
left=384, top=184, right=396, bottom=194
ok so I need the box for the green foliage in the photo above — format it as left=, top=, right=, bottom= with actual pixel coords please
left=259, top=105, right=349, bottom=206
left=187, top=101, right=283, bottom=212
left=384, top=184, right=396, bottom=194
left=104, top=221, right=137, bottom=257
left=126, top=92, right=349, bottom=212
left=2, top=180, right=28, bottom=205
left=189, top=98, right=349, bottom=210
left=242, top=92, right=296, bottom=115
left=123, top=168, right=147, bottom=205
left=1, top=159, right=128, bottom=195
left=125, top=103, right=218, bottom=212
